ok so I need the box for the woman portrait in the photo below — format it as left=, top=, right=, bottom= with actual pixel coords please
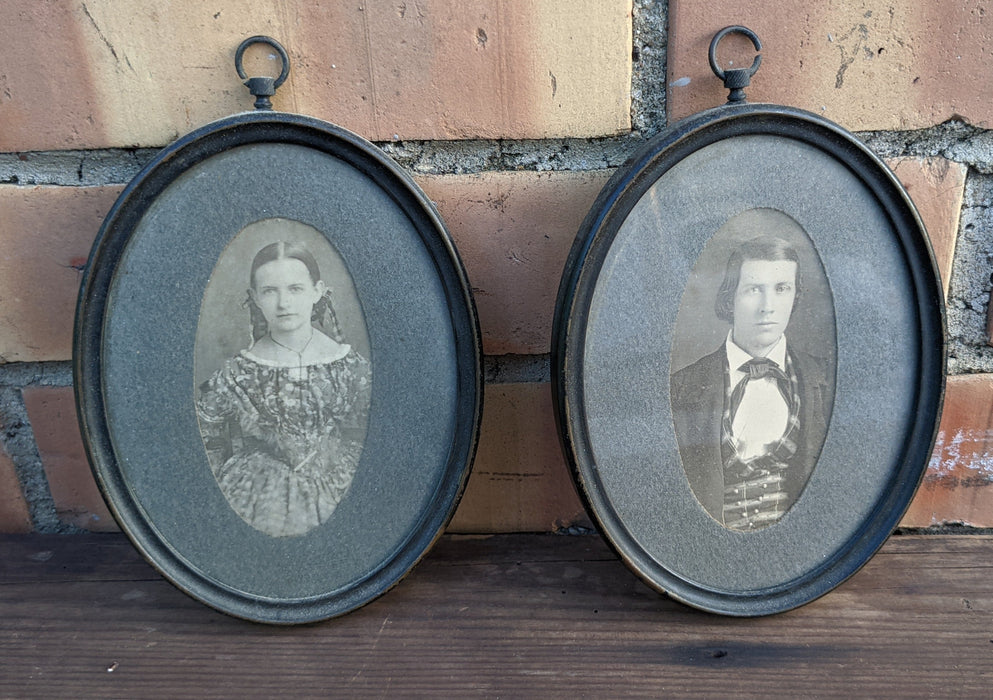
left=194, top=219, right=372, bottom=538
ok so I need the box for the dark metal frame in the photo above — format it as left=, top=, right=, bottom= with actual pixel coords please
left=552, top=100, right=945, bottom=616
left=74, top=110, right=482, bottom=624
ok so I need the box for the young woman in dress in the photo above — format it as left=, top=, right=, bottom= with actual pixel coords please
left=196, top=241, right=371, bottom=538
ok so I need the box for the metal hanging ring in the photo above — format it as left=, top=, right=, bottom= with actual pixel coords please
left=234, top=35, right=290, bottom=88
left=708, top=25, right=762, bottom=81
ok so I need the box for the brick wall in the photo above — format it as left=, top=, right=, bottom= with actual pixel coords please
left=1, top=0, right=991, bottom=534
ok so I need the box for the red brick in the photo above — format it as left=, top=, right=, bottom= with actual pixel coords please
left=22, top=386, right=118, bottom=532
left=0, top=449, right=32, bottom=533
left=902, top=374, right=993, bottom=528
left=669, top=1, right=993, bottom=131
left=449, top=382, right=591, bottom=533
left=0, top=1, right=631, bottom=151
left=887, top=157, right=965, bottom=300
left=0, top=186, right=121, bottom=363
left=419, top=171, right=611, bottom=355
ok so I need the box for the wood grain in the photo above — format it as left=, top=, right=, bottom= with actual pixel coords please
left=0, top=533, right=990, bottom=697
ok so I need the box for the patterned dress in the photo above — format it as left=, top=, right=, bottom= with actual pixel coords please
left=196, top=346, right=371, bottom=538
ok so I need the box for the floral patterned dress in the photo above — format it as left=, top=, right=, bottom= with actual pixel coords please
left=196, top=345, right=371, bottom=537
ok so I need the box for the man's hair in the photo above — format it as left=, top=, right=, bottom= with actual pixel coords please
left=714, top=235, right=802, bottom=323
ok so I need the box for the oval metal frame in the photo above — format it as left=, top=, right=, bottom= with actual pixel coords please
left=74, top=111, right=482, bottom=624
left=552, top=102, right=945, bottom=616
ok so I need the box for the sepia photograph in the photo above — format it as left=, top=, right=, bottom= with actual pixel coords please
left=74, top=114, right=481, bottom=622
left=195, top=219, right=372, bottom=538
left=553, top=108, right=944, bottom=615
left=669, top=208, right=836, bottom=531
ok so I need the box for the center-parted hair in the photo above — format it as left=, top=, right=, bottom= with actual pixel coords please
left=250, top=241, right=321, bottom=288
left=715, top=235, right=802, bottom=323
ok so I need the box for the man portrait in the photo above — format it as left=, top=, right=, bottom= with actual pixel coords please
left=669, top=215, right=836, bottom=532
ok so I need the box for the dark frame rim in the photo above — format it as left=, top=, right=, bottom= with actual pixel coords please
left=73, top=110, right=483, bottom=624
left=552, top=102, right=946, bottom=616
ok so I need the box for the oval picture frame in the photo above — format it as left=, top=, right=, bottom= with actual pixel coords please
left=552, top=102, right=945, bottom=616
left=74, top=110, right=482, bottom=624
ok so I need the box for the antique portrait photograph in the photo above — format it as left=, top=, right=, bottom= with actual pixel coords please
left=669, top=207, right=837, bottom=532
left=76, top=117, right=483, bottom=621
left=194, top=218, right=372, bottom=538
left=554, top=113, right=943, bottom=614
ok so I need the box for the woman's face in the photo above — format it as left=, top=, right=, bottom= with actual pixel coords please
left=250, top=257, right=325, bottom=336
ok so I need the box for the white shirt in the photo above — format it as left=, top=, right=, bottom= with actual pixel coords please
left=726, top=333, right=790, bottom=461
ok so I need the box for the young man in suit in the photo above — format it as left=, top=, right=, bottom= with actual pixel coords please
left=670, top=235, right=833, bottom=531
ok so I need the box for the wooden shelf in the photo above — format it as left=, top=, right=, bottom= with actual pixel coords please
left=1, top=533, right=990, bottom=697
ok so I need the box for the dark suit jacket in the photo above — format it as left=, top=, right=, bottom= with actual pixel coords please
left=669, top=342, right=834, bottom=525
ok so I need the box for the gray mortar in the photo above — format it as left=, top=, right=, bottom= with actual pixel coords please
left=0, top=363, right=78, bottom=533
left=0, top=149, right=158, bottom=187
left=947, top=172, right=993, bottom=374
left=631, top=0, right=669, bottom=137
left=378, top=135, right=644, bottom=175
left=859, top=121, right=993, bottom=173
left=6, top=123, right=993, bottom=184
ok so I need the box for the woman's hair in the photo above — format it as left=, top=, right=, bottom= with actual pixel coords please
left=244, top=240, right=344, bottom=343
left=714, top=235, right=802, bottom=323
left=249, top=241, right=320, bottom=289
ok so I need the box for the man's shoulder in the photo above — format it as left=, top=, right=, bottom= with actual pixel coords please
left=789, top=346, right=832, bottom=384
left=673, top=346, right=725, bottom=378
left=671, top=346, right=725, bottom=400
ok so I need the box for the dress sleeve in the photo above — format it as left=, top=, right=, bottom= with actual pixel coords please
left=346, top=353, right=372, bottom=420
left=197, top=361, right=240, bottom=421
left=331, top=352, right=371, bottom=441
left=196, top=361, right=239, bottom=470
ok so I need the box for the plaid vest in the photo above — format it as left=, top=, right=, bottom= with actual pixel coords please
left=720, top=352, right=801, bottom=531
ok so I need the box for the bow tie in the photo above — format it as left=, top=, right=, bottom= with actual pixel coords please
left=740, top=357, right=786, bottom=381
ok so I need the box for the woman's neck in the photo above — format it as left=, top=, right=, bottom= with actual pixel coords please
left=247, top=328, right=349, bottom=366
left=268, top=325, right=314, bottom=355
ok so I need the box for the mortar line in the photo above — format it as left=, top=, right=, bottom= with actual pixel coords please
left=0, top=363, right=78, bottom=533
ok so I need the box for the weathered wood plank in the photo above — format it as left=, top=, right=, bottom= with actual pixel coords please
left=0, top=534, right=990, bottom=698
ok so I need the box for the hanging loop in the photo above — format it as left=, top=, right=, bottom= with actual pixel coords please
left=708, top=26, right=762, bottom=104
left=235, top=36, right=290, bottom=110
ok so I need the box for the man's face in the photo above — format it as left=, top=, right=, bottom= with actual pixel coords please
left=732, top=258, right=797, bottom=357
